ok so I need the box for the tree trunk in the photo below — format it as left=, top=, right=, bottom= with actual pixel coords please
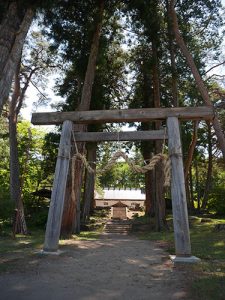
left=184, top=121, right=199, bottom=180
left=195, top=160, right=200, bottom=212
left=201, top=122, right=213, bottom=209
left=189, top=166, right=195, bottom=210
left=61, top=131, right=85, bottom=236
left=152, top=36, right=166, bottom=231
left=142, top=149, right=155, bottom=216
left=9, top=115, right=27, bottom=235
left=154, top=158, right=166, bottom=231
left=185, top=176, right=191, bottom=210
left=166, top=0, right=178, bottom=107
left=9, top=61, right=27, bottom=235
left=169, top=0, right=225, bottom=160
left=61, top=0, right=104, bottom=235
left=140, top=66, right=155, bottom=217
left=0, top=2, right=34, bottom=113
left=184, top=121, right=198, bottom=210
left=78, top=1, right=104, bottom=112
left=82, top=143, right=97, bottom=223
left=145, top=170, right=155, bottom=216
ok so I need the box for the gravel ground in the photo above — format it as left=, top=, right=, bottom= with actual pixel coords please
left=0, top=234, right=190, bottom=300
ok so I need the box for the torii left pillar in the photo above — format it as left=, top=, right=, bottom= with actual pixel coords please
left=43, top=120, right=73, bottom=253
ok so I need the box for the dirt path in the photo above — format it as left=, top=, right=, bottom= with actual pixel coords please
left=0, top=234, right=190, bottom=300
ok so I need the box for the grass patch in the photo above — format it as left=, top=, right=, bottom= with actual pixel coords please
left=138, top=230, right=175, bottom=253
left=0, top=227, right=45, bottom=273
left=134, top=215, right=225, bottom=300
left=0, top=229, right=44, bottom=254
left=191, top=276, right=225, bottom=300
left=70, top=231, right=101, bottom=241
left=190, top=219, right=225, bottom=260
left=135, top=216, right=225, bottom=259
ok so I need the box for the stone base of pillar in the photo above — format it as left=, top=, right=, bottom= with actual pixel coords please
left=170, top=255, right=201, bottom=264
left=38, top=249, right=64, bottom=255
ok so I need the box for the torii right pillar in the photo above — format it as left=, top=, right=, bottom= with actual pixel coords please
left=167, top=117, right=200, bottom=263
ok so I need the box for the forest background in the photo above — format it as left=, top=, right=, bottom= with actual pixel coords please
left=0, top=0, right=225, bottom=234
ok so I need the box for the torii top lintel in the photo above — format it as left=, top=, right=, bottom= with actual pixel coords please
left=31, top=106, right=214, bottom=125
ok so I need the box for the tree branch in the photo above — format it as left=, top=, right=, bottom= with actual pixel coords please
left=204, top=60, right=225, bottom=75
left=30, top=80, right=49, bottom=101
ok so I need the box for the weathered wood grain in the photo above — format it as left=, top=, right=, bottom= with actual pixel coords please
left=31, top=106, right=214, bottom=125
left=43, top=120, right=73, bottom=252
left=73, top=130, right=167, bottom=142
left=167, top=116, right=191, bottom=257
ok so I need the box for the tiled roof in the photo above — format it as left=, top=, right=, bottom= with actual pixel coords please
left=95, top=189, right=145, bottom=200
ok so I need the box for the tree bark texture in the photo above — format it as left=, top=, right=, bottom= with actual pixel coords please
left=166, top=0, right=178, bottom=107
left=62, top=0, right=104, bottom=235
left=0, top=2, right=34, bottom=113
left=79, top=0, right=104, bottom=111
left=189, top=166, right=195, bottom=210
left=184, top=121, right=199, bottom=180
left=169, top=0, right=225, bottom=161
left=61, top=129, right=85, bottom=236
left=142, top=148, right=155, bottom=216
left=82, top=143, right=97, bottom=223
left=195, top=160, right=201, bottom=212
left=201, top=122, right=213, bottom=209
left=152, top=37, right=166, bottom=231
left=9, top=61, right=27, bottom=235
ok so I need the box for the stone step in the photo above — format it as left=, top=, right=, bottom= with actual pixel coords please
left=104, top=230, right=130, bottom=233
left=104, top=232, right=129, bottom=235
left=105, top=225, right=131, bottom=228
left=104, top=225, right=132, bottom=234
left=104, top=227, right=131, bottom=230
left=105, top=223, right=131, bottom=225
left=105, top=226, right=131, bottom=229
left=103, top=220, right=132, bottom=234
left=107, top=221, right=131, bottom=224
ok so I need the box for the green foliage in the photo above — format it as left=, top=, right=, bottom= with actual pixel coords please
left=0, top=197, right=13, bottom=223
left=208, top=188, right=225, bottom=215
left=41, top=131, right=59, bottom=179
left=98, top=161, right=144, bottom=189
left=97, top=142, right=145, bottom=188
left=208, top=167, right=225, bottom=215
left=189, top=160, right=225, bottom=214
left=0, top=119, right=52, bottom=225
left=17, top=121, right=45, bottom=195
left=191, top=277, right=225, bottom=300
left=0, top=117, right=11, bottom=221
left=137, top=216, right=225, bottom=259
left=1, top=0, right=225, bottom=233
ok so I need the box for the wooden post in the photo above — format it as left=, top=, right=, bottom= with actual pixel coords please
left=82, top=143, right=97, bottom=223
left=43, top=120, right=73, bottom=252
left=167, top=117, right=191, bottom=257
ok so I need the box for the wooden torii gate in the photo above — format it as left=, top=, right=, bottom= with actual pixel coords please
left=32, top=106, right=213, bottom=262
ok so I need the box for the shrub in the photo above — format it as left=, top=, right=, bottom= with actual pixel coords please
left=208, top=187, right=225, bottom=215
